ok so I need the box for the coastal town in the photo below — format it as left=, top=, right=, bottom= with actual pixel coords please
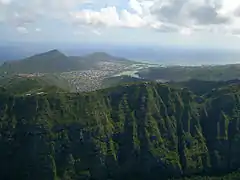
left=57, top=62, right=158, bottom=92
left=13, top=59, right=159, bottom=93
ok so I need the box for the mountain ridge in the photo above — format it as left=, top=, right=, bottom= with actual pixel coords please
left=0, top=50, right=135, bottom=74
left=0, top=81, right=239, bottom=179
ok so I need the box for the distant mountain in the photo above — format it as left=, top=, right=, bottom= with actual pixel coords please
left=0, top=50, right=135, bottom=74
left=69, top=52, right=135, bottom=70
left=84, top=52, right=133, bottom=63
left=0, top=50, right=81, bottom=74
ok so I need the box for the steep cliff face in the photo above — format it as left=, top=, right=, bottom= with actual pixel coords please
left=0, top=83, right=239, bottom=180
left=201, top=86, right=240, bottom=172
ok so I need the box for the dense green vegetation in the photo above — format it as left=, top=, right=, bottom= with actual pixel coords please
left=138, top=65, right=240, bottom=82
left=102, top=76, right=240, bottom=96
left=102, top=75, right=149, bottom=88
left=0, top=76, right=66, bottom=95
left=0, top=79, right=239, bottom=180
left=173, top=170, right=240, bottom=179
left=168, top=79, right=240, bottom=96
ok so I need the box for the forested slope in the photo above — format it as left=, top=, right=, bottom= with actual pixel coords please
left=0, top=76, right=66, bottom=95
left=0, top=82, right=239, bottom=180
left=138, top=65, right=240, bottom=82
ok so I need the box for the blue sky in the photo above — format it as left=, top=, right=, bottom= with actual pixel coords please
left=1, top=0, right=240, bottom=48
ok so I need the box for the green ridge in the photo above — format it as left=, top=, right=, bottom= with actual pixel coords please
left=0, top=82, right=239, bottom=180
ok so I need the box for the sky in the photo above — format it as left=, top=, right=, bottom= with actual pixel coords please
left=1, top=0, right=240, bottom=48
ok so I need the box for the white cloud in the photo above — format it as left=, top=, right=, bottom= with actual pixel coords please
left=150, top=0, right=231, bottom=26
left=92, top=29, right=101, bottom=35
left=129, top=0, right=143, bottom=14
left=120, top=10, right=146, bottom=28
left=180, top=28, right=192, bottom=36
left=1, top=0, right=240, bottom=36
left=0, top=0, right=11, bottom=5
left=35, top=28, right=41, bottom=32
left=139, top=0, right=240, bottom=35
left=73, top=31, right=84, bottom=35
left=1, top=0, right=90, bottom=25
left=70, top=6, right=146, bottom=28
left=70, top=7, right=120, bottom=27
left=16, top=26, right=28, bottom=34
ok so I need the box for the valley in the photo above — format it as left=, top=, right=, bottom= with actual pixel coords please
left=56, top=63, right=154, bottom=92
left=1, top=50, right=239, bottom=93
left=2, top=0, right=240, bottom=179
left=0, top=50, right=159, bottom=92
